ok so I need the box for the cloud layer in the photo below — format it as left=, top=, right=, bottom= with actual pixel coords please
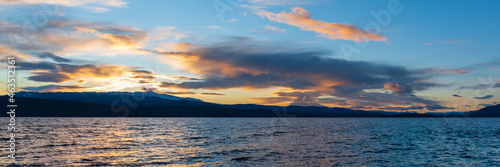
left=154, top=38, right=444, bottom=110
left=257, top=7, right=386, bottom=41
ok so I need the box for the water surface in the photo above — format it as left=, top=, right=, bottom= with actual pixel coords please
left=1, top=118, right=499, bottom=166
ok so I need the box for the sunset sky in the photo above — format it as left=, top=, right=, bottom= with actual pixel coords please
left=1, top=0, right=499, bottom=112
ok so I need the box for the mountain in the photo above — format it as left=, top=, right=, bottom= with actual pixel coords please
left=1, top=96, right=389, bottom=117
left=5, top=91, right=496, bottom=117
left=3, top=91, right=391, bottom=117
left=15, top=91, right=206, bottom=107
left=469, top=104, right=500, bottom=117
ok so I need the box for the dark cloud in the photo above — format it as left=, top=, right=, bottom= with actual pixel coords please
left=201, top=93, right=225, bottom=96
left=22, top=84, right=87, bottom=92
left=453, top=94, right=463, bottom=98
left=424, top=105, right=454, bottom=111
left=27, top=72, right=71, bottom=83
left=159, top=82, right=177, bottom=87
left=376, top=104, right=453, bottom=111
left=478, top=103, right=497, bottom=107
left=165, top=91, right=196, bottom=95
left=130, top=75, right=156, bottom=80
left=140, top=87, right=195, bottom=95
left=130, top=70, right=153, bottom=74
left=171, top=76, right=201, bottom=80
left=137, top=80, right=154, bottom=84
left=17, top=62, right=58, bottom=71
left=154, top=38, right=441, bottom=107
left=458, top=84, right=491, bottom=89
left=35, top=52, right=71, bottom=63
left=160, top=74, right=286, bottom=89
left=339, top=92, right=439, bottom=107
left=274, top=91, right=323, bottom=107
left=474, top=95, right=494, bottom=99
left=140, top=87, right=160, bottom=93
left=495, top=82, right=500, bottom=88
left=18, top=60, right=158, bottom=83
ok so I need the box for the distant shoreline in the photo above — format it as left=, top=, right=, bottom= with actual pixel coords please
left=2, top=96, right=498, bottom=117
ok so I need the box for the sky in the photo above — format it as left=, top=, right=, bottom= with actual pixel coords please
left=0, top=0, right=499, bottom=113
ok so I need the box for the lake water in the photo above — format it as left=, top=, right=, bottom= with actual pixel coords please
left=1, top=118, right=500, bottom=166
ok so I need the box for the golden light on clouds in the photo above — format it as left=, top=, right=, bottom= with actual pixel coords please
left=257, top=7, right=386, bottom=41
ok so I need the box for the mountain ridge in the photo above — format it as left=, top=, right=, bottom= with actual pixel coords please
left=3, top=91, right=499, bottom=117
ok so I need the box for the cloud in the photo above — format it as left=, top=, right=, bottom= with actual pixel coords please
left=375, top=104, right=453, bottom=111
left=17, top=61, right=59, bottom=71
left=148, top=26, right=188, bottom=40
left=452, top=94, right=463, bottom=98
left=246, top=0, right=314, bottom=6
left=0, top=19, right=148, bottom=56
left=424, top=105, right=454, bottom=111
left=170, top=76, right=201, bottom=81
left=200, top=93, right=225, bottom=96
left=424, top=39, right=465, bottom=45
left=426, top=68, right=471, bottom=75
left=17, top=60, right=165, bottom=85
left=165, top=91, right=196, bottom=95
left=252, top=97, right=292, bottom=104
left=383, top=83, right=413, bottom=94
left=0, top=0, right=127, bottom=9
left=27, top=72, right=71, bottom=83
left=317, top=96, right=452, bottom=111
left=265, top=25, right=286, bottom=32
left=318, top=98, right=380, bottom=108
left=256, top=7, right=386, bottom=41
left=474, top=95, right=494, bottom=99
left=459, top=84, right=492, bottom=89
left=274, top=91, right=323, bottom=106
left=140, top=87, right=161, bottom=93
left=140, top=87, right=195, bottom=95
left=153, top=38, right=440, bottom=107
left=35, top=52, right=72, bottom=63
left=85, top=6, right=110, bottom=13
left=494, top=82, right=500, bottom=88
left=0, top=45, right=32, bottom=59
left=58, top=64, right=133, bottom=78
left=478, top=103, right=498, bottom=107
left=22, top=84, right=88, bottom=92
left=203, top=26, right=221, bottom=29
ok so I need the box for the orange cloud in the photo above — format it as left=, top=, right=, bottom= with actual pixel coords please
left=252, top=97, right=292, bottom=104
left=383, top=82, right=412, bottom=94
left=257, top=7, right=386, bottom=41
left=73, top=25, right=146, bottom=50
left=1, top=20, right=149, bottom=56
left=60, top=64, right=132, bottom=78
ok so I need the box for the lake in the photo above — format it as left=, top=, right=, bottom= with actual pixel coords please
left=1, top=118, right=500, bottom=166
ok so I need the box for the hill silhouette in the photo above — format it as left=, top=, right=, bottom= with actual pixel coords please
left=2, top=92, right=498, bottom=117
